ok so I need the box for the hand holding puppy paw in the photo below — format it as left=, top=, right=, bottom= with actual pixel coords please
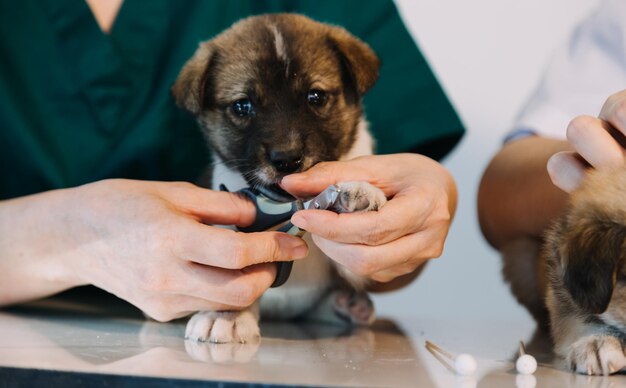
left=548, top=89, right=626, bottom=192
left=281, top=154, right=457, bottom=289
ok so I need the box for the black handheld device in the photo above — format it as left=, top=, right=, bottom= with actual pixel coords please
left=222, top=184, right=341, bottom=287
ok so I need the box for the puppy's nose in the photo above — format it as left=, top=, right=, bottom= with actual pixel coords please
left=268, top=150, right=303, bottom=174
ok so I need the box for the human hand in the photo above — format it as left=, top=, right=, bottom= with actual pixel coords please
left=547, top=89, right=626, bottom=192
left=1, top=179, right=308, bottom=320
left=280, top=154, right=457, bottom=285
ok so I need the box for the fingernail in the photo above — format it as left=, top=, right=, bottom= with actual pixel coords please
left=281, top=173, right=305, bottom=185
left=291, top=213, right=307, bottom=229
left=547, top=153, right=585, bottom=193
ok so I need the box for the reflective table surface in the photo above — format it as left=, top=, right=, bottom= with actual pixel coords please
left=0, top=289, right=625, bottom=387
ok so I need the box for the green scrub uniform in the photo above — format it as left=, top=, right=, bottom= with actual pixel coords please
left=0, top=0, right=464, bottom=200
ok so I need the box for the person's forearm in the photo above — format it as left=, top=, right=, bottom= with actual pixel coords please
left=477, top=136, right=571, bottom=249
left=0, top=189, right=85, bottom=306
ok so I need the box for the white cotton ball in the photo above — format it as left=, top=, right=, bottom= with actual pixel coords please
left=454, top=353, right=477, bottom=376
left=516, top=354, right=537, bottom=375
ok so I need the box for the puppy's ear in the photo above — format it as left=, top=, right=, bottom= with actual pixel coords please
left=561, top=212, right=626, bottom=314
left=326, top=27, right=380, bottom=97
left=171, top=42, right=217, bottom=115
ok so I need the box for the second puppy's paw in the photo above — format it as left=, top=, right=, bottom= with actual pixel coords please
left=332, top=181, right=386, bottom=213
left=566, top=334, right=626, bottom=375
left=185, top=309, right=260, bottom=343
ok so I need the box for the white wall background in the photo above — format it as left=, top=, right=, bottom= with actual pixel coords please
left=373, top=0, right=601, bottom=321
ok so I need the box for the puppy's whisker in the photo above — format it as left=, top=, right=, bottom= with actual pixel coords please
left=241, top=170, right=258, bottom=181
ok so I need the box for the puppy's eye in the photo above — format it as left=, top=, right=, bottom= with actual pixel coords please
left=231, top=99, right=254, bottom=117
left=307, top=89, right=327, bottom=107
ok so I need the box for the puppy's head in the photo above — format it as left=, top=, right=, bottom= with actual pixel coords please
left=172, top=14, right=379, bottom=200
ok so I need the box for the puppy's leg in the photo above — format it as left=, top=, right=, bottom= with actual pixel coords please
left=501, top=237, right=550, bottom=327
left=185, top=303, right=260, bottom=343
left=304, top=289, right=375, bottom=326
left=304, top=181, right=384, bottom=326
left=331, top=181, right=387, bottom=213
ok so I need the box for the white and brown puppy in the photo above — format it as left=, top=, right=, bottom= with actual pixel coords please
left=533, top=167, right=626, bottom=375
left=172, top=14, right=386, bottom=343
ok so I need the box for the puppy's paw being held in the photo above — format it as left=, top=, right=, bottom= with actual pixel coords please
left=185, top=310, right=260, bottom=344
left=566, top=334, right=626, bottom=375
left=333, top=181, right=386, bottom=213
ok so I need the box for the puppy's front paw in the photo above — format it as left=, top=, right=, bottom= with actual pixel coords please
left=566, top=334, right=626, bottom=375
left=332, top=181, right=386, bottom=213
left=185, top=310, right=260, bottom=343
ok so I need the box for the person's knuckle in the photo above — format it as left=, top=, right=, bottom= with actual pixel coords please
left=141, top=265, right=178, bottom=294
left=371, top=272, right=394, bottom=283
left=433, top=203, right=452, bottom=225
left=603, top=94, right=616, bottom=112
left=606, top=91, right=625, bottom=110
left=148, top=311, right=170, bottom=322
left=154, top=230, right=177, bottom=257
left=225, top=193, right=254, bottom=225
left=251, top=233, right=286, bottom=263
left=315, top=161, right=333, bottom=172
left=143, top=301, right=176, bottom=322
left=428, top=239, right=445, bottom=259
left=351, top=253, right=376, bottom=276
left=322, top=225, right=339, bottom=241
left=425, top=223, right=448, bottom=259
left=420, top=230, right=445, bottom=259
left=267, top=233, right=285, bottom=261
left=229, top=237, right=251, bottom=269
left=170, top=181, right=194, bottom=192
left=230, top=283, right=259, bottom=308
left=363, top=217, right=391, bottom=245
left=613, top=98, right=626, bottom=122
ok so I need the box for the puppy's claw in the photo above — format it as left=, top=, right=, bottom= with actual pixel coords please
left=607, top=362, right=616, bottom=375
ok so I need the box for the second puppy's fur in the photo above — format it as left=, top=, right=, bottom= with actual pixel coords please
left=172, top=14, right=386, bottom=343
left=543, top=167, right=626, bottom=375
left=505, top=167, right=626, bottom=374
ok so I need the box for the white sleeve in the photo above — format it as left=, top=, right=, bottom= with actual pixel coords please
left=509, top=0, right=626, bottom=142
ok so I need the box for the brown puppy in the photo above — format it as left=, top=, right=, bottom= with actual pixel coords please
left=543, top=166, right=626, bottom=375
left=172, top=14, right=386, bottom=343
left=505, top=167, right=626, bottom=374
